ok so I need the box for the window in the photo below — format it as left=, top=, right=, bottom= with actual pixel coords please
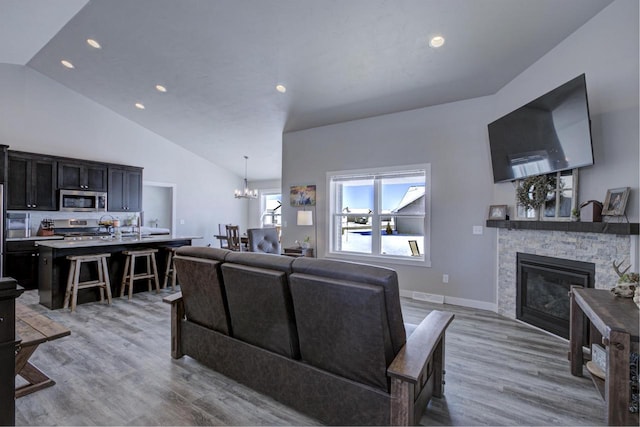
left=260, top=191, right=282, bottom=227
left=327, top=164, right=430, bottom=266
left=516, top=169, right=578, bottom=221
left=542, top=169, right=578, bottom=220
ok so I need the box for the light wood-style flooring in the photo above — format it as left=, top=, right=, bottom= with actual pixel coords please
left=14, top=288, right=605, bottom=426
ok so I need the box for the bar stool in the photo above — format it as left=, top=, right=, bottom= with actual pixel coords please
left=162, top=247, right=179, bottom=291
left=64, top=253, right=112, bottom=312
left=120, top=249, right=160, bottom=300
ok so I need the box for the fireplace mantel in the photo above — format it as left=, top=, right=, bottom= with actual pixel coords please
left=486, top=220, right=639, bottom=235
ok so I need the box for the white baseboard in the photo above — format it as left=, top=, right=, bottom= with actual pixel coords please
left=400, top=289, right=497, bottom=312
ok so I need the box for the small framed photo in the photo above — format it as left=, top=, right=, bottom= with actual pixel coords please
left=408, top=240, right=420, bottom=256
left=488, top=204, right=508, bottom=220
left=602, top=187, right=630, bottom=216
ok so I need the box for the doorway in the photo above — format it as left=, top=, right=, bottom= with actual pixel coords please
left=143, top=181, right=176, bottom=233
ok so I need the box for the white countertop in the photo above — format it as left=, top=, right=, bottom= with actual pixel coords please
left=35, top=235, right=202, bottom=249
left=7, top=235, right=64, bottom=242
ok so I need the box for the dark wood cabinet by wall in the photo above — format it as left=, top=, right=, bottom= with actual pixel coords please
left=0, top=278, right=23, bottom=426
left=5, top=241, right=39, bottom=290
left=57, top=160, right=108, bottom=191
left=7, top=152, right=57, bottom=211
left=108, top=166, right=142, bottom=212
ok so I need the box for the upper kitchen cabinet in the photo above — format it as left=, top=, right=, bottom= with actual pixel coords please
left=58, top=160, right=108, bottom=191
left=7, top=152, right=57, bottom=211
left=108, top=166, right=142, bottom=212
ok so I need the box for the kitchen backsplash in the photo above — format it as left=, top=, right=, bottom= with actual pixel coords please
left=8, top=211, right=141, bottom=235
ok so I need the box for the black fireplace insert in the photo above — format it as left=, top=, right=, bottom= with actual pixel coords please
left=516, top=253, right=595, bottom=339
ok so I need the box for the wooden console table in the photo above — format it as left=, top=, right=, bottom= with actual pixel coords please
left=15, top=302, right=70, bottom=398
left=569, top=287, right=639, bottom=426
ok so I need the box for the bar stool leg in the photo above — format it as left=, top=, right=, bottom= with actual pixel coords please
left=63, top=259, right=76, bottom=310
left=146, top=254, right=152, bottom=292
left=171, top=258, right=177, bottom=291
left=71, top=260, right=82, bottom=312
left=128, top=256, right=136, bottom=300
left=150, top=254, right=160, bottom=293
left=102, top=256, right=113, bottom=304
left=97, top=260, right=105, bottom=303
left=120, top=255, right=131, bottom=298
left=163, top=250, right=172, bottom=290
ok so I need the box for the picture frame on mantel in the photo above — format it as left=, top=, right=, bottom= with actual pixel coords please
left=602, top=187, right=630, bottom=216
left=488, top=204, right=508, bottom=220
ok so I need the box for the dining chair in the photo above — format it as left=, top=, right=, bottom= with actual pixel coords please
left=247, top=227, right=280, bottom=254
left=226, top=225, right=242, bottom=251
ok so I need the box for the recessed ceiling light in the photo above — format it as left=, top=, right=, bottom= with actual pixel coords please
left=134, top=102, right=145, bottom=110
left=429, top=35, right=445, bottom=48
left=87, top=39, right=101, bottom=49
left=155, top=84, right=167, bottom=93
left=276, top=84, right=287, bottom=93
left=61, top=60, right=75, bottom=69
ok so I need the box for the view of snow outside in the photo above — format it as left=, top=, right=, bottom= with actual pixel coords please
left=340, top=180, right=425, bottom=257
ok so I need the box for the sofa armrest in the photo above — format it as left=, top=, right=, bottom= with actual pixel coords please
left=163, top=292, right=185, bottom=359
left=387, top=310, right=454, bottom=425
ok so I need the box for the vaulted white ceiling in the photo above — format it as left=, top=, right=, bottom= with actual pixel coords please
left=1, top=0, right=613, bottom=180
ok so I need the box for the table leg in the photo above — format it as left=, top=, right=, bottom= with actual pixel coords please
left=606, top=330, right=631, bottom=426
left=569, top=289, right=584, bottom=376
left=15, top=344, right=56, bottom=398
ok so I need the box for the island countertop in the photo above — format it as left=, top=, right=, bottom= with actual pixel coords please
left=35, top=235, right=202, bottom=249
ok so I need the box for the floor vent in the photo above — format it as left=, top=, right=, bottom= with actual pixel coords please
left=412, top=292, right=444, bottom=304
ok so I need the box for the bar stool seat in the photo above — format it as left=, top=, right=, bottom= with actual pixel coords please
left=64, top=253, right=112, bottom=312
left=162, top=247, right=179, bottom=291
left=120, top=249, right=160, bottom=300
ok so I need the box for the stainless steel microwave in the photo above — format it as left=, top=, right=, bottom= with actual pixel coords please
left=59, top=190, right=107, bottom=212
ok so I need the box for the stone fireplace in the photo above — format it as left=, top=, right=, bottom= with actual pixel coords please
left=496, top=227, right=636, bottom=329
left=516, top=252, right=594, bottom=339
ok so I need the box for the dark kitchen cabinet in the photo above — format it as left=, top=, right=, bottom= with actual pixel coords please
left=7, top=152, right=57, bottom=210
left=5, top=241, right=40, bottom=290
left=58, top=160, right=108, bottom=191
left=108, top=166, right=142, bottom=211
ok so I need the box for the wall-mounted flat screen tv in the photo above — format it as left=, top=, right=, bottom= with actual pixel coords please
left=488, top=74, right=594, bottom=183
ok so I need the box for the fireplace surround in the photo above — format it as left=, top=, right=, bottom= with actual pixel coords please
left=494, top=226, right=637, bottom=323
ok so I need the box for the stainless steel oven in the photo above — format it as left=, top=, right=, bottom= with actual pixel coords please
left=59, top=190, right=107, bottom=212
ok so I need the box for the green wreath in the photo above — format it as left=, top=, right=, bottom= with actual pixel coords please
left=516, top=175, right=556, bottom=210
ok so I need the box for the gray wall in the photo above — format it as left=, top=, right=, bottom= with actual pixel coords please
left=0, top=65, right=247, bottom=247
left=282, top=0, right=639, bottom=309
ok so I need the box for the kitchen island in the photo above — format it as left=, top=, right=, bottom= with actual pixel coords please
left=37, top=235, right=201, bottom=309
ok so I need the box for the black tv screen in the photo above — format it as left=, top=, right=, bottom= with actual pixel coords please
left=488, top=74, right=594, bottom=183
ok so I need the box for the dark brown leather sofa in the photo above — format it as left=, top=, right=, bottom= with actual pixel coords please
left=164, top=246, right=454, bottom=425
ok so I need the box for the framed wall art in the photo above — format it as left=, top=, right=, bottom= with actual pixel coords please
left=488, top=204, right=508, bottom=220
left=602, top=187, right=630, bottom=216
left=290, top=185, right=316, bottom=206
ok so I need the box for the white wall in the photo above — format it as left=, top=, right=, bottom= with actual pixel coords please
left=0, top=64, right=247, bottom=247
left=282, top=0, right=639, bottom=308
left=283, top=96, right=497, bottom=309
left=491, top=0, right=639, bottom=221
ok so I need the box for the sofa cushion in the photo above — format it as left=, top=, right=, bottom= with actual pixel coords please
left=173, top=254, right=231, bottom=334
left=290, top=273, right=394, bottom=391
left=221, top=263, right=300, bottom=359
left=176, top=246, right=231, bottom=261
left=291, top=257, right=406, bottom=354
left=225, top=251, right=294, bottom=272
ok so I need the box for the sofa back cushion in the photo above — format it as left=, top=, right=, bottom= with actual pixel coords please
left=290, top=273, right=393, bottom=391
left=291, top=257, right=406, bottom=354
left=221, top=263, right=300, bottom=359
left=174, top=247, right=232, bottom=334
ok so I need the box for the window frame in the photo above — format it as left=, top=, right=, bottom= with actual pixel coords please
left=326, top=163, right=431, bottom=267
left=260, top=189, right=282, bottom=227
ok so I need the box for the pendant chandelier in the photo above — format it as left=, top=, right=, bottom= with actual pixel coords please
left=234, top=155, right=258, bottom=199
